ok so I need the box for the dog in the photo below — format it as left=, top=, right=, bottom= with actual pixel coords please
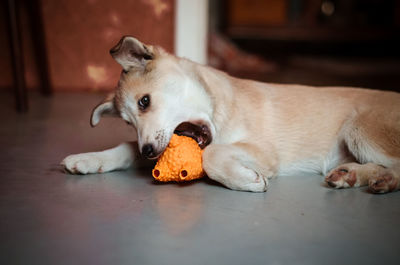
left=61, top=36, right=400, bottom=193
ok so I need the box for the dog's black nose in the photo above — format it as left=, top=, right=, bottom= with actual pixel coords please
left=142, top=144, right=156, bottom=159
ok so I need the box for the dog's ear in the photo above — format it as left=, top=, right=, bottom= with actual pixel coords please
left=110, top=36, right=153, bottom=71
left=90, top=93, right=119, bottom=127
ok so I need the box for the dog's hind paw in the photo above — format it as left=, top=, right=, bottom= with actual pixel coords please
left=325, top=167, right=357, bottom=188
left=61, top=153, right=111, bottom=174
left=369, top=173, right=398, bottom=194
left=324, top=162, right=399, bottom=193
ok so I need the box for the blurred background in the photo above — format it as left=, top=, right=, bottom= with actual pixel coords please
left=1, top=0, right=400, bottom=111
left=210, top=0, right=400, bottom=90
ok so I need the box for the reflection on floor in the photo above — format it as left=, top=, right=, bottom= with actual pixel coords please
left=0, top=92, right=399, bottom=265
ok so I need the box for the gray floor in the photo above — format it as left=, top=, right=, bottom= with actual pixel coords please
left=1, top=92, right=399, bottom=265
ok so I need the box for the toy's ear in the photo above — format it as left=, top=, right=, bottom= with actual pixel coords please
left=90, top=93, right=119, bottom=127
left=110, top=36, right=154, bottom=72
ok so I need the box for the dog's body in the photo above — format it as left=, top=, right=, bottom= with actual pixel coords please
left=62, top=36, right=400, bottom=193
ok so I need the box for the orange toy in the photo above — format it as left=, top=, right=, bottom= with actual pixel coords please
left=152, top=134, right=205, bottom=182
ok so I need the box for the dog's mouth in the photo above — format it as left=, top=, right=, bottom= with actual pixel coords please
left=174, top=122, right=212, bottom=149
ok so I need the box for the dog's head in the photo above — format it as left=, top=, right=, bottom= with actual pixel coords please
left=91, top=36, right=213, bottom=159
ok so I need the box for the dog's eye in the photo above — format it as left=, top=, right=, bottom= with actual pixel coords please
left=138, top=95, right=150, bottom=110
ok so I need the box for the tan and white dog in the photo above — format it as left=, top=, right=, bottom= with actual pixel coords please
left=62, top=36, right=400, bottom=193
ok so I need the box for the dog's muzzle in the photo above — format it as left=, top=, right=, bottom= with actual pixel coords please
left=142, top=144, right=157, bottom=159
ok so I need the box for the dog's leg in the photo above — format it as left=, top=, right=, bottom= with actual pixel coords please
left=325, top=162, right=399, bottom=192
left=202, top=143, right=278, bottom=192
left=325, top=112, right=400, bottom=193
left=61, top=141, right=151, bottom=174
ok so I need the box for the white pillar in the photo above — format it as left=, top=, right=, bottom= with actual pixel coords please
left=174, top=0, right=208, bottom=64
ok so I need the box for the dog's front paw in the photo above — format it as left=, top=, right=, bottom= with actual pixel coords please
left=61, top=153, right=110, bottom=174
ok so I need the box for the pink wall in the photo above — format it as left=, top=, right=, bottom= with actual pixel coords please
left=0, top=0, right=175, bottom=91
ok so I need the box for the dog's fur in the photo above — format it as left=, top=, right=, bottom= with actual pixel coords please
left=62, top=36, right=400, bottom=193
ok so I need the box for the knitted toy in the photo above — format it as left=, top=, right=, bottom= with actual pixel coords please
left=152, top=134, right=205, bottom=182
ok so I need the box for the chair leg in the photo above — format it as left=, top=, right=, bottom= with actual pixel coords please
left=6, top=0, right=28, bottom=112
left=27, top=0, right=52, bottom=96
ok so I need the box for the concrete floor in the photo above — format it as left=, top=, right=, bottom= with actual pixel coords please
left=1, top=92, right=399, bottom=265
